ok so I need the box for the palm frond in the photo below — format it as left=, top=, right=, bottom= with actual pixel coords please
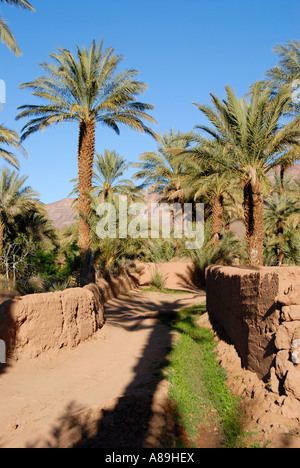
left=0, top=0, right=34, bottom=56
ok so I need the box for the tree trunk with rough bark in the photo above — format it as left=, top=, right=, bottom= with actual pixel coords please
left=276, top=219, right=285, bottom=266
left=211, top=194, right=224, bottom=247
left=77, top=121, right=96, bottom=283
left=280, top=164, right=287, bottom=193
left=0, top=222, right=4, bottom=259
left=243, top=180, right=264, bottom=266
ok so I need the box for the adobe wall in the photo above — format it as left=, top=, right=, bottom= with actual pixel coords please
left=206, top=265, right=300, bottom=401
left=0, top=274, right=138, bottom=360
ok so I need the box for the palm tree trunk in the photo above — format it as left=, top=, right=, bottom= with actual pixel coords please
left=276, top=219, right=285, bottom=266
left=0, top=221, right=4, bottom=259
left=211, top=194, right=224, bottom=246
left=243, top=180, right=264, bottom=266
left=77, top=121, right=96, bottom=284
left=77, top=120, right=95, bottom=254
left=280, top=165, right=286, bottom=193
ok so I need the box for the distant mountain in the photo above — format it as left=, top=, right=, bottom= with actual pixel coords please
left=270, top=162, right=300, bottom=180
left=286, top=163, right=300, bottom=179
left=46, top=198, right=77, bottom=230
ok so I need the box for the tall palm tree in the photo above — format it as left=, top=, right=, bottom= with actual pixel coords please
left=184, top=144, right=239, bottom=246
left=264, top=172, right=299, bottom=265
left=263, top=41, right=300, bottom=182
left=134, top=128, right=192, bottom=205
left=265, top=40, right=300, bottom=114
left=14, top=207, right=57, bottom=245
left=93, top=150, right=142, bottom=202
left=16, top=40, right=157, bottom=260
left=276, top=146, right=299, bottom=190
left=194, top=83, right=300, bottom=266
left=264, top=196, right=300, bottom=267
left=0, top=0, right=34, bottom=56
left=0, top=167, right=39, bottom=257
left=0, top=122, right=25, bottom=168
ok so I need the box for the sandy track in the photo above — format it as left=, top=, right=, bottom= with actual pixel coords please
left=0, top=289, right=205, bottom=448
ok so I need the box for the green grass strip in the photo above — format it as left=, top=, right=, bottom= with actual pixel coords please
left=142, top=287, right=188, bottom=294
left=162, top=303, right=244, bottom=448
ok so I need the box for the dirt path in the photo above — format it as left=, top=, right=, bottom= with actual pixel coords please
left=0, top=289, right=205, bottom=448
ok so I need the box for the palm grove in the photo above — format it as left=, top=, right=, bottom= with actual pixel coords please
left=0, top=1, right=299, bottom=293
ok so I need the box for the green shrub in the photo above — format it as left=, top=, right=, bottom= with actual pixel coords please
left=149, top=266, right=168, bottom=291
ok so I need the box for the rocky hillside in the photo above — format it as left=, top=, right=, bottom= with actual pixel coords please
left=46, top=198, right=77, bottom=230
left=288, top=164, right=300, bottom=180
left=271, top=163, right=300, bottom=180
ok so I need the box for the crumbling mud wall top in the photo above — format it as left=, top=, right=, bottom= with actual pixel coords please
left=0, top=274, right=138, bottom=360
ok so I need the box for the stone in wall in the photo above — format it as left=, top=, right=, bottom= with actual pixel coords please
left=274, top=280, right=300, bottom=400
left=291, top=328, right=300, bottom=365
left=284, top=366, right=300, bottom=400
left=275, top=322, right=300, bottom=351
left=282, top=305, right=300, bottom=322
left=275, top=350, right=294, bottom=380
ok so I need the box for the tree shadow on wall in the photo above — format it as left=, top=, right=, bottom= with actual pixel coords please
left=175, top=264, right=206, bottom=291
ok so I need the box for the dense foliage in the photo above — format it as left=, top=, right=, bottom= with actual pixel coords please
left=0, top=36, right=299, bottom=293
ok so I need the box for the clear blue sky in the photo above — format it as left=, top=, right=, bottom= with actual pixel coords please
left=0, top=0, right=299, bottom=203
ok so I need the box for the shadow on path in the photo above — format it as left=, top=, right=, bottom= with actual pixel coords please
left=33, top=290, right=205, bottom=448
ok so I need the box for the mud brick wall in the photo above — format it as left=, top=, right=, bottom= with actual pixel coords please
left=0, top=274, right=138, bottom=360
left=206, top=265, right=300, bottom=400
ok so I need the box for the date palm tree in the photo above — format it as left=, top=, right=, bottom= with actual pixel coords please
left=0, top=0, right=34, bottom=56
left=263, top=41, right=300, bottom=183
left=134, top=128, right=192, bottom=205
left=0, top=122, right=25, bottom=168
left=14, top=207, right=57, bottom=245
left=16, top=40, right=157, bottom=262
left=0, top=167, right=39, bottom=257
left=265, top=40, right=300, bottom=115
left=264, top=192, right=299, bottom=265
left=264, top=173, right=300, bottom=265
left=184, top=141, right=239, bottom=246
left=276, top=145, right=299, bottom=191
left=194, top=83, right=300, bottom=266
left=93, top=150, right=143, bottom=202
